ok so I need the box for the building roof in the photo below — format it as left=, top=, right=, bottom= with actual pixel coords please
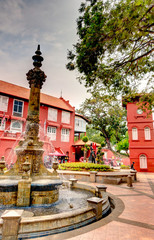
left=73, top=139, right=100, bottom=147
left=0, top=80, right=74, bottom=112
left=75, top=113, right=89, bottom=122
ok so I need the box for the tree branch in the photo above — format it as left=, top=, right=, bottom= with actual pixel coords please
left=115, top=48, right=154, bottom=69
left=139, top=4, right=154, bottom=22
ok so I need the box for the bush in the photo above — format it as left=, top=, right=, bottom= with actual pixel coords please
left=121, top=165, right=130, bottom=169
left=82, top=136, right=88, bottom=142
left=58, top=162, right=111, bottom=172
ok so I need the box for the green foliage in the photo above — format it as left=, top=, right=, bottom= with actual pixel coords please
left=82, top=136, right=89, bottom=142
left=116, top=132, right=129, bottom=155
left=97, top=146, right=102, bottom=151
left=95, top=146, right=104, bottom=163
left=58, top=162, right=111, bottom=172
left=101, top=141, right=106, bottom=147
left=67, top=0, right=154, bottom=101
left=86, top=127, right=105, bottom=144
left=120, top=164, right=130, bottom=169
left=81, top=145, right=90, bottom=152
left=77, top=92, right=127, bottom=150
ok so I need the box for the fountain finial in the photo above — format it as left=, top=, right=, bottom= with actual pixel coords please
left=32, top=44, right=44, bottom=68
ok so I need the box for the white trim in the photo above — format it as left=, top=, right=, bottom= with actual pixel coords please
left=132, top=127, right=138, bottom=140
left=139, top=154, right=147, bottom=169
left=47, top=126, right=57, bottom=141
left=144, top=127, right=151, bottom=140
left=0, top=95, right=9, bottom=112
left=13, top=99, right=24, bottom=117
left=61, top=128, right=70, bottom=142
left=62, top=111, right=70, bottom=124
left=48, top=108, right=57, bottom=122
left=10, top=120, right=22, bottom=133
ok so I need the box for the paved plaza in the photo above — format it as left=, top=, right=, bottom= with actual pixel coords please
left=29, top=172, right=154, bottom=240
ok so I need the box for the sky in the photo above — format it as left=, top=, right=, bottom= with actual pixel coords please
left=0, top=0, right=90, bottom=109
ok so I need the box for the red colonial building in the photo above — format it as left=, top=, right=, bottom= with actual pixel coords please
left=0, top=80, right=88, bottom=167
left=123, top=97, right=154, bottom=172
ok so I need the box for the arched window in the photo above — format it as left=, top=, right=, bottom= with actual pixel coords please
left=4, top=148, right=17, bottom=166
left=139, top=154, right=147, bottom=169
left=144, top=127, right=151, bottom=140
left=132, top=127, right=138, bottom=140
left=11, top=120, right=22, bottom=132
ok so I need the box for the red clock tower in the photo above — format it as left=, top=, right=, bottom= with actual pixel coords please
left=123, top=97, right=154, bottom=172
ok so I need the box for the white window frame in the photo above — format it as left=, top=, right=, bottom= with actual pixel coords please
left=75, top=119, right=83, bottom=127
left=0, top=118, right=5, bottom=130
left=75, top=119, right=80, bottom=127
left=139, top=154, right=147, bottom=169
left=144, top=127, right=151, bottom=140
left=47, top=126, right=57, bottom=141
left=10, top=120, right=22, bottom=133
left=61, top=128, right=70, bottom=142
left=0, top=95, right=9, bottom=112
left=13, top=99, right=24, bottom=117
left=62, top=111, right=70, bottom=124
left=75, top=117, right=86, bottom=132
left=132, top=127, right=138, bottom=140
left=48, top=108, right=57, bottom=122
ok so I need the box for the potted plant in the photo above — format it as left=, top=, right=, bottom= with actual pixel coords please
left=82, top=136, right=89, bottom=162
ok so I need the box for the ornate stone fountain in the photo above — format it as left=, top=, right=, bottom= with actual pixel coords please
left=0, top=46, right=62, bottom=207
left=0, top=46, right=112, bottom=240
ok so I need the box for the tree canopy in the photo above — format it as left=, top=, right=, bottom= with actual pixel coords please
left=67, top=0, right=154, bottom=97
left=86, top=127, right=105, bottom=144
left=77, top=92, right=127, bottom=151
left=116, top=132, right=129, bottom=155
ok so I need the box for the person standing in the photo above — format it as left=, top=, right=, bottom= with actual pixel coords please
left=89, top=143, right=96, bottom=163
left=91, top=149, right=96, bottom=163
left=131, top=162, right=135, bottom=170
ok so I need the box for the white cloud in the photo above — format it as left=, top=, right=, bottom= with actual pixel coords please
left=0, top=0, right=25, bottom=35
left=0, top=0, right=89, bottom=109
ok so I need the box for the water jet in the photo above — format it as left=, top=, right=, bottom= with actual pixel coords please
left=0, top=47, right=112, bottom=239
left=0, top=45, right=62, bottom=207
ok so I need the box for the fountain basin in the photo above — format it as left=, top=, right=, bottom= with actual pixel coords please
left=0, top=179, right=62, bottom=206
left=31, top=179, right=62, bottom=205
left=0, top=181, right=111, bottom=239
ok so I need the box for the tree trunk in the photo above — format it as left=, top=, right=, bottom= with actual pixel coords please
left=106, top=138, right=112, bottom=151
left=84, top=150, right=87, bottom=162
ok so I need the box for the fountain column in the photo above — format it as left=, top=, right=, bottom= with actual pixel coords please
left=1, top=46, right=62, bottom=207
left=5, top=45, right=57, bottom=179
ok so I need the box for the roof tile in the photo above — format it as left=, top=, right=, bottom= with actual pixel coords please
left=0, top=80, right=74, bottom=112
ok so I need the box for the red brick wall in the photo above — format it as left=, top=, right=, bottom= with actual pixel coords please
left=0, top=96, right=75, bottom=164
left=126, top=102, right=154, bottom=172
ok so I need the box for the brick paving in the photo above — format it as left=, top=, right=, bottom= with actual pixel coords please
left=28, top=172, right=154, bottom=240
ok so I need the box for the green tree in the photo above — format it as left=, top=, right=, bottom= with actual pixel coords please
left=77, top=93, right=127, bottom=151
left=116, top=132, right=129, bottom=156
left=86, top=126, right=105, bottom=144
left=96, top=146, right=104, bottom=164
left=67, top=0, right=154, bottom=97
